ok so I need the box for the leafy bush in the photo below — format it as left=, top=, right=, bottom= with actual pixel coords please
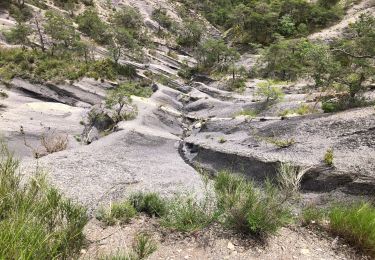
left=152, top=8, right=174, bottom=30
left=0, top=48, right=135, bottom=82
left=214, top=171, right=291, bottom=237
left=76, top=8, right=110, bottom=44
left=176, top=19, right=203, bottom=47
left=179, top=0, right=342, bottom=45
left=0, top=143, right=88, bottom=259
left=97, top=201, right=137, bottom=226
left=329, top=203, right=375, bottom=257
left=129, top=192, right=167, bottom=217
left=161, top=196, right=215, bottom=232
left=256, top=80, right=284, bottom=103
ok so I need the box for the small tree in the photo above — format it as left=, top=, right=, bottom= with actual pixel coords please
left=256, top=80, right=284, bottom=103
left=45, top=11, right=79, bottom=51
left=76, top=8, right=109, bottom=44
left=3, top=21, right=31, bottom=48
left=197, top=39, right=239, bottom=70
left=105, top=83, right=135, bottom=123
left=176, top=19, right=203, bottom=47
left=109, top=28, right=137, bottom=64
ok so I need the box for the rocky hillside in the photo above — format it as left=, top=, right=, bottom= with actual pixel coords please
left=0, top=0, right=374, bottom=259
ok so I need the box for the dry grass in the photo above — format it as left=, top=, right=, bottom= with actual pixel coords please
left=41, top=130, right=68, bottom=154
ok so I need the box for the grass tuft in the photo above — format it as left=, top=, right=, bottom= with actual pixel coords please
left=329, top=203, right=375, bottom=257
left=0, top=142, right=88, bottom=259
left=161, top=196, right=216, bottom=233
left=129, top=192, right=167, bottom=217
left=97, top=201, right=137, bottom=226
left=214, top=171, right=291, bottom=237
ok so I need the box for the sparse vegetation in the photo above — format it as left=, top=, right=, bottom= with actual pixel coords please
left=41, top=131, right=69, bottom=154
left=101, top=233, right=157, bottom=260
left=235, top=109, right=258, bottom=118
left=266, top=137, right=295, bottom=148
left=324, top=148, right=334, bottom=166
left=0, top=142, right=88, bottom=259
left=218, top=137, right=227, bottom=144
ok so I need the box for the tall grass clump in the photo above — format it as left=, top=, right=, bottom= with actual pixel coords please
left=161, top=195, right=216, bottom=233
left=0, top=142, right=88, bottom=259
left=129, top=192, right=167, bottom=217
left=329, top=203, right=375, bottom=257
left=277, top=163, right=310, bottom=196
left=214, top=171, right=291, bottom=237
left=96, top=200, right=137, bottom=226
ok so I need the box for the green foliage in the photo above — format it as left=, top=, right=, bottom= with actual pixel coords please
left=176, top=19, right=203, bottom=47
left=324, top=148, right=334, bottom=166
left=152, top=7, right=174, bottom=30
left=161, top=196, right=215, bottom=232
left=214, top=171, right=291, bottom=237
left=256, top=80, right=284, bottom=103
left=45, top=11, right=79, bottom=49
left=97, top=201, right=137, bottom=226
left=179, top=0, right=342, bottom=45
left=3, top=21, right=31, bottom=47
left=129, top=192, right=167, bottom=217
left=0, top=143, right=88, bottom=259
left=76, top=8, right=110, bottom=44
left=105, top=84, right=135, bottom=123
left=132, top=233, right=158, bottom=259
left=197, top=39, right=239, bottom=71
left=329, top=203, right=375, bottom=257
left=261, top=15, right=375, bottom=111
left=0, top=48, right=135, bottom=82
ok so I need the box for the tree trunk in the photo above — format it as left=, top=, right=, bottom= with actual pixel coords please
left=34, top=17, right=45, bottom=52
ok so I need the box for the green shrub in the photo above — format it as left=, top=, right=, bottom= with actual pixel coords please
left=214, top=171, right=291, bottom=237
left=329, top=203, right=375, bottom=257
left=256, top=80, right=284, bottom=103
left=161, top=196, right=215, bottom=232
left=324, top=148, right=334, bottom=166
left=76, top=8, right=110, bottom=44
left=0, top=48, right=136, bottom=82
left=129, top=192, right=167, bottom=217
left=97, top=201, right=137, bottom=226
left=152, top=8, right=174, bottom=30
left=0, top=142, right=88, bottom=259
